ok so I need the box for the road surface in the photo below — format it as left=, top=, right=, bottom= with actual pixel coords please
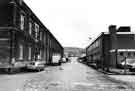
left=0, top=57, right=132, bottom=91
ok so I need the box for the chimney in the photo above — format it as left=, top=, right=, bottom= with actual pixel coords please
left=108, top=25, right=118, bottom=68
left=109, top=25, right=117, bottom=34
left=108, top=25, right=117, bottom=47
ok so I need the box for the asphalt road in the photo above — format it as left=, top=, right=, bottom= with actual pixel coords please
left=0, top=57, right=132, bottom=91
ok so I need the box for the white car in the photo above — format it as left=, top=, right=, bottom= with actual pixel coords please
left=62, top=57, right=66, bottom=63
left=126, top=59, right=135, bottom=72
left=119, top=58, right=135, bottom=71
left=27, top=61, right=45, bottom=72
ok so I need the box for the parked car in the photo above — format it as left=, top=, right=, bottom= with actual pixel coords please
left=117, top=58, right=135, bottom=71
left=77, top=57, right=86, bottom=63
left=26, top=61, right=45, bottom=72
left=126, top=59, right=135, bottom=72
left=61, top=57, right=67, bottom=63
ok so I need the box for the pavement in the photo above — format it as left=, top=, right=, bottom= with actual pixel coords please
left=99, top=68, right=135, bottom=75
left=0, top=57, right=134, bottom=91
left=108, top=75, right=135, bottom=89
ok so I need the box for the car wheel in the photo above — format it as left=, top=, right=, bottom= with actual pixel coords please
left=129, top=68, right=133, bottom=72
left=7, top=68, right=15, bottom=74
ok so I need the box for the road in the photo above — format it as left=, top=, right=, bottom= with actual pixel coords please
left=0, top=57, right=132, bottom=91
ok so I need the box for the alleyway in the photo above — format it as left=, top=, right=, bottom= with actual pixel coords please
left=0, top=57, right=132, bottom=91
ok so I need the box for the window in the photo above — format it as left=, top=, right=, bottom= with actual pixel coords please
left=40, top=50, right=42, bottom=59
left=40, top=31, right=42, bottom=40
left=133, top=52, right=135, bottom=56
left=28, top=47, right=31, bottom=60
left=35, top=23, right=39, bottom=39
left=37, top=50, right=42, bottom=60
left=20, top=14, right=25, bottom=30
left=19, top=0, right=23, bottom=5
left=119, top=52, right=123, bottom=56
left=131, top=52, right=134, bottom=57
left=29, top=22, right=32, bottom=35
left=19, top=44, right=23, bottom=60
left=128, top=52, right=131, bottom=57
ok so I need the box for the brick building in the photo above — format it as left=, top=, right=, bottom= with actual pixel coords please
left=0, top=0, right=63, bottom=72
left=86, top=25, right=135, bottom=70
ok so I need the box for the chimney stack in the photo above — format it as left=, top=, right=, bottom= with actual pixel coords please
left=109, top=25, right=117, bottom=34
left=108, top=25, right=118, bottom=68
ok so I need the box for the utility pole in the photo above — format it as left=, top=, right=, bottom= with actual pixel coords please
left=124, top=51, right=128, bottom=74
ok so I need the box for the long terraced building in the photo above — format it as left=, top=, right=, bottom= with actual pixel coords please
left=0, top=0, right=63, bottom=72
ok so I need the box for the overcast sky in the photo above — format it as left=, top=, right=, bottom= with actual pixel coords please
left=24, top=0, right=135, bottom=48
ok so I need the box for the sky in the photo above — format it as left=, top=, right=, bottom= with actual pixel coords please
left=24, top=0, right=135, bottom=48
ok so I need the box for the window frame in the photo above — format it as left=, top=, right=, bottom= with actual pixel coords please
left=34, top=23, right=39, bottom=39
left=20, top=13, right=25, bottom=30
left=28, top=47, right=32, bottom=60
left=19, top=44, right=23, bottom=60
left=29, top=21, right=32, bottom=35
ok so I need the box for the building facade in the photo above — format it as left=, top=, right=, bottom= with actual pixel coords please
left=0, top=0, right=63, bottom=72
left=86, top=25, right=135, bottom=70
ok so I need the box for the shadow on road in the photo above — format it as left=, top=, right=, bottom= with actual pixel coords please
left=0, top=68, right=41, bottom=75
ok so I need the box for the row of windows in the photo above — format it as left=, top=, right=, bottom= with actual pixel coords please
left=87, top=39, right=101, bottom=52
left=118, top=52, right=135, bottom=57
left=19, top=13, right=61, bottom=50
left=18, top=44, right=43, bottom=60
left=20, top=14, right=41, bottom=40
left=19, top=45, right=32, bottom=60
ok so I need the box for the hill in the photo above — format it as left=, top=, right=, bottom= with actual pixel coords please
left=64, top=47, right=85, bottom=57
